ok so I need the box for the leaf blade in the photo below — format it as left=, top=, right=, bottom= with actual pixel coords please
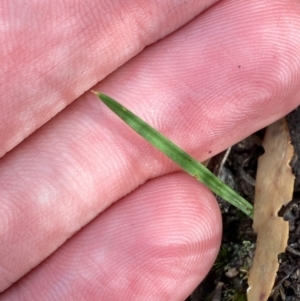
left=93, top=91, right=253, bottom=218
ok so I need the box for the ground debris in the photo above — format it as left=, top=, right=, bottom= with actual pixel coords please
left=248, top=118, right=295, bottom=301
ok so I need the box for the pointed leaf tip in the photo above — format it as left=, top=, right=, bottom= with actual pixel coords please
left=91, top=90, right=100, bottom=96
left=92, top=91, right=112, bottom=104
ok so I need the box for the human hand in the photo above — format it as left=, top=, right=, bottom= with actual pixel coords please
left=1, top=0, right=300, bottom=300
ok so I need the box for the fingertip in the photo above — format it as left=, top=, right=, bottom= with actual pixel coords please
left=0, top=172, right=222, bottom=301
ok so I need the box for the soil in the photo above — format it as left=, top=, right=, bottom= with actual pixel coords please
left=186, top=106, right=300, bottom=301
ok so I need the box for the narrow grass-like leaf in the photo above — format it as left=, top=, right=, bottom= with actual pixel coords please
left=92, top=91, right=253, bottom=218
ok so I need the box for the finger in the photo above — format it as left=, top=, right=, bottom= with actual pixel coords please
left=97, top=0, right=300, bottom=156
left=0, top=0, right=219, bottom=157
left=1, top=0, right=300, bottom=292
left=0, top=173, right=222, bottom=301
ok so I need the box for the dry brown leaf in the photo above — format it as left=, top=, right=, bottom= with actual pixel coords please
left=247, top=118, right=295, bottom=301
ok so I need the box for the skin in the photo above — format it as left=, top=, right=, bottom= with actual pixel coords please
left=0, top=0, right=300, bottom=300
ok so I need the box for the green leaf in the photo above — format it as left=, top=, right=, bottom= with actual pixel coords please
left=93, top=91, right=253, bottom=218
